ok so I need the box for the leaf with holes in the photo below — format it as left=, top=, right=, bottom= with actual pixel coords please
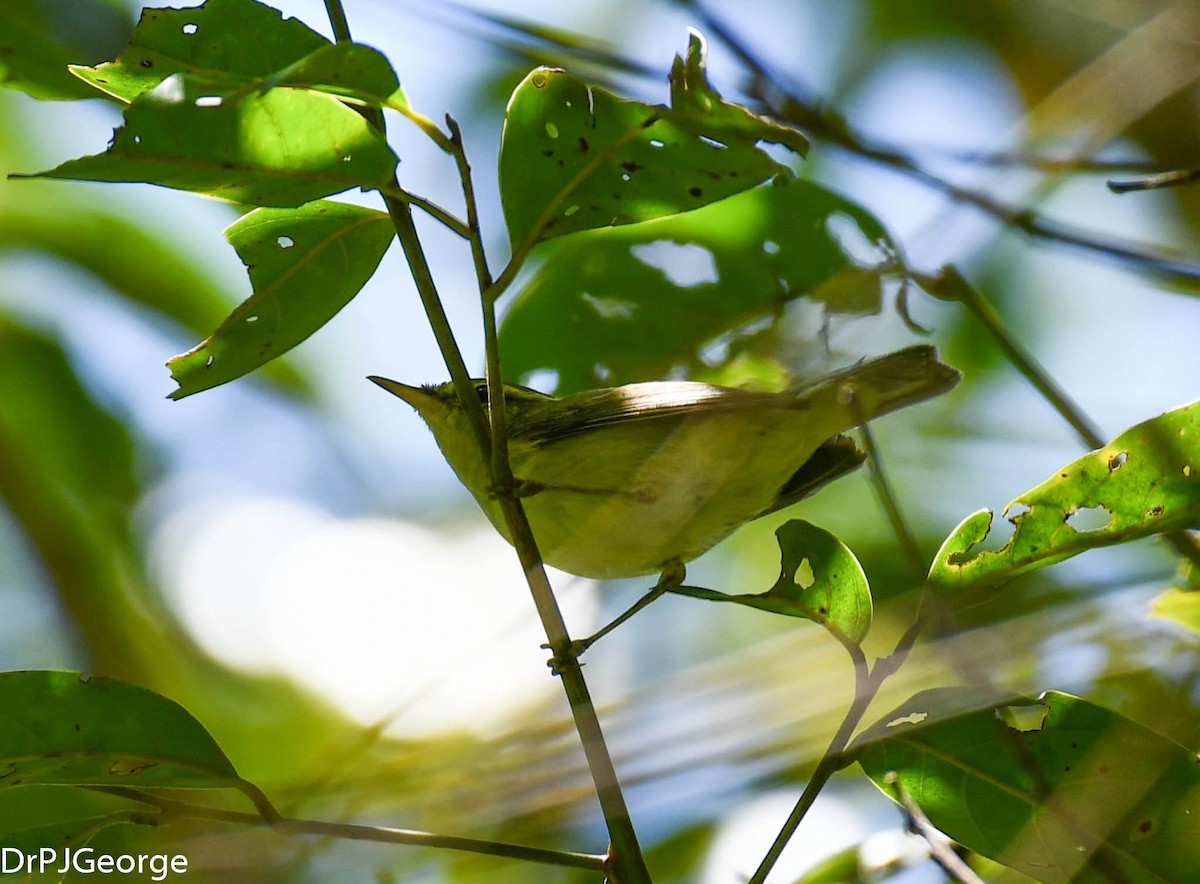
left=929, top=400, right=1200, bottom=595
left=69, top=0, right=331, bottom=103
left=0, top=671, right=240, bottom=789
left=168, top=200, right=393, bottom=398
left=670, top=520, right=872, bottom=643
left=499, top=33, right=804, bottom=247
left=854, top=688, right=1200, bottom=883
left=15, top=73, right=397, bottom=207
left=500, top=177, right=897, bottom=394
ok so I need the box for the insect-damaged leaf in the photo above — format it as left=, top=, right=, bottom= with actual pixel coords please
left=929, top=399, right=1200, bottom=594
left=671, top=519, right=871, bottom=644
left=17, top=72, right=397, bottom=207
left=168, top=200, right=393, bottom=397
left=498, top=33, right=804, bottom=248
left=69, top=0, right=333, bottom=103
left=855, top=688, right=1200, bottom=883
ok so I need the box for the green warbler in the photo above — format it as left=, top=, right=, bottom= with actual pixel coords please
left=371, top=345, right=959, bottom=580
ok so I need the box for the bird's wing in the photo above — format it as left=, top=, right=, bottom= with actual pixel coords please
left=754, top=435, right=866, bottom=518
left=509, top=381, right=774, bottom=446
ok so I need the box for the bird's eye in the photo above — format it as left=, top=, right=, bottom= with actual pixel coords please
left=474, top=383, right=490, bottom=404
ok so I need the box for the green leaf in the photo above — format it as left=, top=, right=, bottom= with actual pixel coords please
left=855, top=688, right=1200, bottom=884
left=70, top=0, right=331, bottom=103
left=258, top=42, right=409, bottom=111
left=0, top=671, right=239, bottom=789
left=167, top=199, right=394, bottom=398
left=15, top=72, right=398, bottom=207
left=500, top=177, right=897, bottom=394
left=499, top=33, right=805, bottom=246
left=929, top=400, right=1200, bottom=594
left=0, top=0, right=130, bottom=101
left=671, top=520, right=872, bottom=643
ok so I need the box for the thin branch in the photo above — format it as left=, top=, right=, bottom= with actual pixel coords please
left=890, top=776, right=986, bottom=884
left=92, top=787, right=607, bottom=874
left=1108, top=167, right=1200, bottom=193
left=748, top=637, right=871, bottom=884
left=855, top=416, right=926, bottom=584
left=683, top=0, right=1200, bottom=286
left=378, top=184, right=471, bottom=238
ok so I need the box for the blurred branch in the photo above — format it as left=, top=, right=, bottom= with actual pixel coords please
left=424, top=2, right=1200, bottom=280
left=93, top=787, right=608, bottom=873
left=681, top=0, right=1200, bottom=286
left=1109, top=167, right=1200, bottom=193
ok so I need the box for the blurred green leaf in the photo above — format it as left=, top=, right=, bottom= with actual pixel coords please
left=930, top=400, right=1200, bottom=594
left=70, top=0, right=330, bottom=103
left=1150, top=587, right=1200, bottom=635
left=855, top=688, right=1200, bottom=884
left=14, top=72, right=397, bottom=207
left=672, top=520, right=872, bottom=643
left=500, top=178, right=897, bottom=394
left=168, top=199, right=393, bottom=398
left=0, top=319, right=183, bottom=677
left=0, top=671, right=239, bottom=789
left=0, top=0, right=130, bottom=100
left=0, top=812, right=136, bottom=864
left=0, top=200, right=310, bottom=396
left=498, top=33, right=804, bottom=247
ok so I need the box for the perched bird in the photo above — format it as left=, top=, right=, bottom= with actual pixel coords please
left=371, top=345, right=959, bottom=580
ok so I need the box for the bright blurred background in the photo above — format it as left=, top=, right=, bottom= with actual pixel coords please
left=3, top=0, right=1200, bottom=880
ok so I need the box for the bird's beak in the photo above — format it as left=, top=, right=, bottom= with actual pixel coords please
left=368, top=376, right=437, bottom=412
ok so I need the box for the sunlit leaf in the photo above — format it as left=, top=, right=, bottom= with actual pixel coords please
left=15, top=72, right=397, bottom=207
left=0, top=671, right=239, bottom=789
left=498, top=33, right=805, bottom=247
left=855, top=688, right=1200, bottom=883
left=929, top=400, right=1200, bottom=594
left=0, top=0, right=129, bottom=100
left=671, top=520, right=872, bottom=643
left=258, top=42, right=410, bottom=111
left=500, top=178, right=897, bottom=394
left=168, top=200, right=393, bottom=397
left=70, top=0, right=330, bottom=103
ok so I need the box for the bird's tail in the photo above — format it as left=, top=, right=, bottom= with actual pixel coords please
left=797, top=345, right=961, bottom=424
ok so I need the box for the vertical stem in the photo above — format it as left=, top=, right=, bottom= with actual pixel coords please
left=444, top=116, right=651, bottom=883
left=326, top=7, right=650, bottom=874
left=747, top=641, right=871, bottom=884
